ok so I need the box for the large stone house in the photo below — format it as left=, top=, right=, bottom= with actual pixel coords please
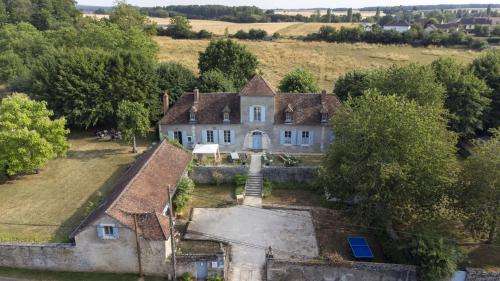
left=159, top=75, right=341, bottom=153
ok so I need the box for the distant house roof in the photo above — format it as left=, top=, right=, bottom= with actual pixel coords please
left=70, top=140, right=191, bottom=241
left=240, top=75, right=276, bottom=97
left=385, top=20, right=411, bottom=27
left=160, top=76, right=342, bottom=126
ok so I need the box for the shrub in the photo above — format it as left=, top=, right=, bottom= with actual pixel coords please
left=283, top=155, right=300, bottom=167
left=197, top=29, right=213, bottom=39
left=173, top=177, right=195, bottom=211
left=278, top=68, right=320, bottom=93
left=234, top=174, right=248, bottom=186
left=179, top=272, right=195, bottom=281
left=198, top=69, right=235, bottom=92
left=263, top=179, right=273, bottom=197
left=208, top=275, right=224, bottom=281
left=235, top=185, right=245, bottom=196
left=212, top=170, right=224, bottom=186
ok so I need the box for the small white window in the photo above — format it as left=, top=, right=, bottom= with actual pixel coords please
left=224, top=130, right=231, bottom=144
left=98, top=224, right=118, bottom=240
left=223, top=112, right=230, bottom=122
left=284, top=131, right=292, bottom=144
left=285, top=112, right=293, bottom=123
left=254, top=106, right=262, bottom=122
left=302, top=131, right=310, bottom=145
left=189, top=112, right=196, bottom=122
left=207, top=130, right=214, bottom=143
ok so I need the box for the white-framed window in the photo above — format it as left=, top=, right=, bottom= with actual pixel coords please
left=301, top=131, right=310, bottom=145
left=321, top=112, right=328, bottom=123
left=285, top=112, right=293, bottom=123
left=207, top=130, right=214, bottom=143
left=97, top=224, right=118, bottom=240
left=224, top=130, right=231, bottom=144
left=284, top=131, right=292, bottom=144
left=254, top=106, right=262, bottom=122
left=189, top=112, right=196, bottom=122
left=223, top=112, right=230, bottom=122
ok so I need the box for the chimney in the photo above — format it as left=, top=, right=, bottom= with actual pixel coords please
left=162, top=92, right=170, bottom=114
left=194, top=88, right=199, bottom=104
left=321, top=89, right=327, bottom=104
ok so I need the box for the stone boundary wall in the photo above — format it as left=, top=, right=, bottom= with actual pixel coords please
left=465, top=268, right=500, bottom=281
left=266, top=259, right=418, bottom=281
left=0, top=242, right=86, bottom=272
left=262, top=166, right=318, bottom=183
left=191, top=166, right=249, bottom=184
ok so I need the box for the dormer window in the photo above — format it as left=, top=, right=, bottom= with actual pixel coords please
left=321, top=112, right=329, bottom=123
left=190, top=112, right=196, bottom=122
left=222, top=104, right=231, bottom=123
left=285, top=112, right=293, bottom=123
left=223, top=113, right=230, bottom=122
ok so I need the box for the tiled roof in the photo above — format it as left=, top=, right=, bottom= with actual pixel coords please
left=275, top=93, right=341, bottom=125
left=385, top=20, right=411, bottom=27
left=160, top=92, right=241, bottom=125
left=239, top=75, right=276, bottom=97
left=70, top=140, right=191, bottom=241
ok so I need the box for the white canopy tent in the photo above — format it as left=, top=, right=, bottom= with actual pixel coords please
left=192, top=144, right=220, bottom=160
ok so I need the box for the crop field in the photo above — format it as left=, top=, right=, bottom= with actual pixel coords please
left=274, top=9, right=382, bottom=17
left=155, top=37, right=480, bottom=91
left=84, top=14, right=356, bottom=36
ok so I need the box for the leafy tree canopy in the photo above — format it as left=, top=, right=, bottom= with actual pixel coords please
left=0, top=93, right=69, bottom=177
left=198, top=39, right=257, bottom=89
left=470, top=50, right=500, bottom=131
left=321, top=91, right=458, bottom=228
left=278, top=68, right=320, bottom=93
left=108, top=1, right=156, bottom=35
left=198, top=69, right=235, bottom=92
left=116, top=100, right=150, bottom=153
left=157, top=62, right=197, bottom=103
left=458, top=129, right=500, bottom=243
left=431, top=58, right=491, bottom=138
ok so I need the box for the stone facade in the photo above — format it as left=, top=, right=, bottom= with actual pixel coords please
left=159, top=75, right=340, bottom=153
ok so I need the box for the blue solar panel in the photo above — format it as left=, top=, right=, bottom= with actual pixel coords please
left=348, top=237, right=374, bottom=259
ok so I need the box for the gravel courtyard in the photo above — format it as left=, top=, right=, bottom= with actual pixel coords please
left=185, top=205, right=319, bottom=281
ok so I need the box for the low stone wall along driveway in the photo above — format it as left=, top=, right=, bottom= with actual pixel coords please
left=185, top=206, right=319, bottom=281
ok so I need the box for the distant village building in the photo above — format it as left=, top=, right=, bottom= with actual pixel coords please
left=383, top=20, right=411, bottom=33
left=159, top=75, right=341, bottom=153
left=458, top=17, right=500, bottom=32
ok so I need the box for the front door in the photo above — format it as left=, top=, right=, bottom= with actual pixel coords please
left=253, top=132, right=262, bottom=150
left=174, top=131, right=183, bottom=145
left=196, top=261, right=208, bottom=280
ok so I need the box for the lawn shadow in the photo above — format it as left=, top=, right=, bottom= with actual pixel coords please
left=67, top=148, right=126, bottom=162
left=51, top=160, right=138, bottom=242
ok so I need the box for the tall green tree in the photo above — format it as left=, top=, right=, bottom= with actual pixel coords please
left=278, top=68, right=319, bottom=93
left=157, top=62, right=197, bottom=103
left=30, top=48, right=160, bottom=128
left=198, top=69, right=235, bottom=92
left=198, top=39, right=258, bottom=89
left=470, top=50, right=500, bottom=131
left=116, top=100, right=150, bottom=153
left=432, top=58, right=491, bottom=137
left=108, top=2, right=156, bottom=34
left=333, top=69, right=373, bottom=101
left=165, top=15, right=193, bottom=39
left=321, top=91, right=458, bottom=231
left=0, top=93, right=69, bottom=177
left=458, top=129, right=499, bottom=243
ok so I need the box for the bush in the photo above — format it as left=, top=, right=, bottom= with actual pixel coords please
left=272, top=32, right=281, bottom=40
left=197, top=29, right=213, bottom=39
left=198, top=69, right=235, bottom=93
left=278, top=68, right=320, bottom=93
left=173, top=177, right=195, bottom=211
left=405, top=231, right=462, bottom=281
left=207, top=275, right=224, bottom=281
left=263, top=179, right=273, bottom=197
left=179, top=272, right=195, bottom=281
left=235, top=185, right=245, bottom=196
left=212, top=170, right=224, bottom=186
left=283, top=155, right=300, bottom=167
left=234, top=174, right=248, bottom=186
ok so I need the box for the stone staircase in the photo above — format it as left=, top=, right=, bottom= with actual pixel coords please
left=245, top=173, right=263, bottom=197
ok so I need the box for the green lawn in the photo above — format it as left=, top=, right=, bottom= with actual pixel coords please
left=0, top=267, right=166, bottom=281
left=0, top=132, right=153, bottom=242
left=176, top=184, right=236, bottom=219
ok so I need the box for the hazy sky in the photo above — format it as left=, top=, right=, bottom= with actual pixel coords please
left=77, top=1, right=497, bottom=9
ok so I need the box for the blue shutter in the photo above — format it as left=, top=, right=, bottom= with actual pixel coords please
left=230, top=130, right=235, bottom=145
left=249, top=106, right=254, bottom=122
left=113, top=226, right=119, bottom=239
left=297, top=131, right=303, bottom=145
left=279, top=130, right=284, bottom=145
left=167, top=130, right=174, bottom=140
left=309, top=131, right=314, bottom=145
left=96, top=226, right=104, bottom=238
left=182, top=131, right=188, bottom=148
left=218, top=130, right=224, bottom=144
left=201, top=130, right=207, bottom=144
left=261, top=106, right=266, bottom=122
left=291, top=131, right=298, bottom=145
